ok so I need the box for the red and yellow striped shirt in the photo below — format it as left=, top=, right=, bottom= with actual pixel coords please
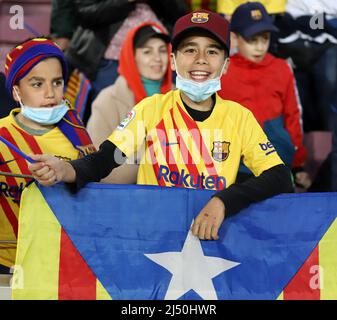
left=0, top=109, right=93, bottom=268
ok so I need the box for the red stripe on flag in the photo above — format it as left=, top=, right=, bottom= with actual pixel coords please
left=283, top=246, right=320, bottom=300
left=58, top=229, right=97, bottom=300
left=147, top=137, right=166, bottom=186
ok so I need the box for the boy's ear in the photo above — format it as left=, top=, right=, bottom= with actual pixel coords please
left=12, top=85, right=20, bottom=102
left=222, top=58, right=230, bottom=76
left=170, top=53, right=176, bottom=72
left=230, top=32, right=239, bottom=49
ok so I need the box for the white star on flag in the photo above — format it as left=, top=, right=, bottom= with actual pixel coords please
left=145, top=225, right=240, bottom=300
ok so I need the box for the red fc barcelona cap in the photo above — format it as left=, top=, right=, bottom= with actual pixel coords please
left=172, top=10, right=230, bottom=55
left=4, top=37, right=67, bottom=97
left=230, top=2, right=279, bottom=39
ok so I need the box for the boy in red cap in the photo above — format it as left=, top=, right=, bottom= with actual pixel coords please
left=0, top=38, right=95, bottom=273
left=28, top=11, right=293, bottom=241
left=219, top=2, right=311, bottom=189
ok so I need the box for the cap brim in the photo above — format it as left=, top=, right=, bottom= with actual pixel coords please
left=172, top=26, right=229, bottom=54
left=240, top=23, right=279, bottom=39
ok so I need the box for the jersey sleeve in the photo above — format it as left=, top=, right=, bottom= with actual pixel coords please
left=107, top=102, right=146, bottom=159
left=241, top=110, right=284, bottom=176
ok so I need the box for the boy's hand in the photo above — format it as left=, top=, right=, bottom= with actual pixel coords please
left=192, top=197, right=225, bottom=240
left=295, top=171, right=311, bottom=189
left=28, top=154, right=75, bottom=186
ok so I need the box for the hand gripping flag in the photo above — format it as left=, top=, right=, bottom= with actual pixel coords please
left=12, top=183, right=337, bottom=300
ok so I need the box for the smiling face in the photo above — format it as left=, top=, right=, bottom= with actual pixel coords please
left=135, top=37, right=169, bottom=81
left=234, top=32, right=270, bottom=63
left=13, top=57, right=64, bottom=108
left=171, top=34, right=229, bottom=82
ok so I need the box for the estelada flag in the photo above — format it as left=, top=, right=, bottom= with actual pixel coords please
left=12, top=183, right=337, bottom=300
left=64, top=69, right=91, bottom=120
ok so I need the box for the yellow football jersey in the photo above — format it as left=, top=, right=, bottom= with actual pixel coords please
left=109, top=90, right=283, bottom=190
left=0, top=109, right=90, bottom=268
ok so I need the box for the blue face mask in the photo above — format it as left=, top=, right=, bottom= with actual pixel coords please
left=14, top=87, right=69, bottom=125
left=173, top=57, right=227, bottom=102
left=20, top=103, right=69, bottom=125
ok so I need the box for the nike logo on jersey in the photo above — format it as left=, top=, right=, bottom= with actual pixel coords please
left=0, top=158, right=16, bottom=166
left=162, top=141, right=179, bottom=147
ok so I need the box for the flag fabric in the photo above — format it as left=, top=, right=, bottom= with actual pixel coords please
left=12, top=183, right=337, bottom=300
left=64, top=69, right=91, bottom=120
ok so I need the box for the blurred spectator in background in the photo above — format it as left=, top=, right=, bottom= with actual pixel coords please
left=50, top=0, right=187, bottom=99
left=217, top=1, right=287, bottom=56
left=219, top=2, right=311, bottom=189
left=332, top=103, right=337, bottom=191
left=86, top=22, right=172, bottom=183
left=275, top=0, right=337, bottom=132
left=0, top=72, right=15, bottom=118
left=217, top=0, right=286, bottom=17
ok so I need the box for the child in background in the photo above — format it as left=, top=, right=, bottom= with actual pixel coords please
left=219, top=2, right=311, bottom=189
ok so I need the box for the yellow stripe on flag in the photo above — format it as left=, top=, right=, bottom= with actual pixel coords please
left=276, top=291, right=284, bottom=300
left=96, top=280, right=112, bottom=300
left=319, top=218, right=337, bottom=300
left=12, top=184, right=61, bottom=300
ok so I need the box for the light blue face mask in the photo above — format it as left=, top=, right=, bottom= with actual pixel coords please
left=173, top=57, right=227, bottom=102
left=20, top=103, right=69, bottom=125
left=14, top=87, right=69, bottom=125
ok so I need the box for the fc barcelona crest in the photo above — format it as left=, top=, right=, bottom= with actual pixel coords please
left=251, top=9, right=263, bottom=20
left=212, top=141, right=230, bottom=162
left=191, top=12, right=209, bottom=24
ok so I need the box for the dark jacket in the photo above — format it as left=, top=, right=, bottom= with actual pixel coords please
left=0, top=73, right=15, bottom=118
left=332, top=105, right=337, bottom=191
left=50, top=0, right=188, bottom=80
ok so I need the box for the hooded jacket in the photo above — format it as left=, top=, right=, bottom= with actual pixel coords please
left=51, top=0, right=187, bottom=80
left=86, top=22, right=172, bottom=183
